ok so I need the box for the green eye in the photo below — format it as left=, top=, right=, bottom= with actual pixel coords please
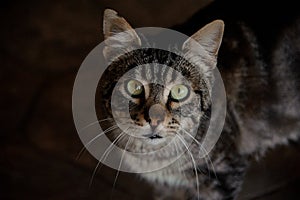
left=126, top=79, right=144, bottom=97
left=170, top=84, right=189, bottom=101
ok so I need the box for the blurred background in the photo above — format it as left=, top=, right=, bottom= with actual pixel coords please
left=1, top=0, right=300, bottom=199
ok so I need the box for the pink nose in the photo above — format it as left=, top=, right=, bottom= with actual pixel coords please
left=148, top=104, right=166, bottom=128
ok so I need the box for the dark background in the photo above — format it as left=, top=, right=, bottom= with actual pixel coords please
left=1, top=0, right=300, bottom=199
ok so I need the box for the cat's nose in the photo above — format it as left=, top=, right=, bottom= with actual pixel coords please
left=148, top=104, right=166, bottom=130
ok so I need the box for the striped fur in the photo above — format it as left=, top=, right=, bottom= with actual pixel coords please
left=95, top=8, right=300, bottom=200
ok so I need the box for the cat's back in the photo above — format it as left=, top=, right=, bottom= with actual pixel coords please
left=220, top=5, right=300, bottom=155
left=222, top=17, right=300, bottom=155
left=175, top=0, right=300, bottom=155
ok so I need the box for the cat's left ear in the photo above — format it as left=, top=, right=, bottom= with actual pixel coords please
left=103, top=9, right=141, bottom=62
left=182, top=20, right=224, bottom=72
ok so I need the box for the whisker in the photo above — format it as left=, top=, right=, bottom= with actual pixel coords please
left=78, top=116, right=130, bottom=134
left=180, top=128, right=207, bottom=174
left=180, top=127, right=216, bottom=178
left=89, top=131, right=127, bottom=187
left=176, top=134, right=200, bottom=200
left=173, top=138, right=189, bottom=181
left=200, top=145, right=218, bottom=180
left=76, top=124, right=120, bottom=160
left=79, top=118, right=114, bottom=133
left=180, top=127, right=200, bottom=145
left=110, top=135, right=132, bottom=199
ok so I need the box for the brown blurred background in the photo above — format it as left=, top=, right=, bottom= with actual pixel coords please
left=1, top=0, right=300, bottom=199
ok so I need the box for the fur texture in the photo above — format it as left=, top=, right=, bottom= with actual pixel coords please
left=95, top=4, right=300, bottom=199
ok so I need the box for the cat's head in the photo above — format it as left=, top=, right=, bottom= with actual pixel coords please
left=96, top=9, right=224, bottom=168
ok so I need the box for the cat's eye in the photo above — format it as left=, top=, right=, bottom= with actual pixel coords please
left=170, top=84, right=189, bottom=101
left=126, top=79, right=144, bottom=97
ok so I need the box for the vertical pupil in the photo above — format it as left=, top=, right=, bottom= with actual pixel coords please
left=178, top=87, right=181, bottom=94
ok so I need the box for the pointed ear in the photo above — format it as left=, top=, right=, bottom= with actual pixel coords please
left=182, top=20, right=224, bottom=72
left=103, top=9, right=141, bottom=62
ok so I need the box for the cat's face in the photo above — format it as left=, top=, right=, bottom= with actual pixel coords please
left=96, top=9, right=224, bottom=164
left=110, top=60, right=204, bottom=152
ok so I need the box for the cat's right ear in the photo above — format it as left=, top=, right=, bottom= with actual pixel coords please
left=103, top=9, right=141, bottom=62
left=182, top=20, right=224, bottom=73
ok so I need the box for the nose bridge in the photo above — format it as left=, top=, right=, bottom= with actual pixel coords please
left=146, top=83, right=163, bottom=106
left=144, top=84, right=165, bottom=126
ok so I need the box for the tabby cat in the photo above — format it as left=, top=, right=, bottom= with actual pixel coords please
left=95, top=1, right=300, bottom=199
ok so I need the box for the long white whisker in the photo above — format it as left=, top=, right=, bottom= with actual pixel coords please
left=110, top=135, right=132, bottom=199
left=179, top=127, right=200, bottom=146
left=78, top=116, right=130, bottom=133
left=89, top=131, right=126, bottom=187
left=176, top=134, right=200, bottom=200
left=173, top=138, right=182, bottom=171
left=173, top=138, right=188, bottom=181
left=180, top=127, right=216, bottom=179
left=79, top=118, right=114, bottom=133
left=76, top=124, right=120, bottom=160
left=200, top=145, right=218, bottom=180
left=180, top=128, right=207, bottom=174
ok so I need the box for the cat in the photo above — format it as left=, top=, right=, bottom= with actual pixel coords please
left=95, top=2, right=300, bottom=199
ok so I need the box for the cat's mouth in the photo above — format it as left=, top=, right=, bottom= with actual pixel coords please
left=143, top=133, right=163, bottom=140
left=149, top=134, right=163, bottom=139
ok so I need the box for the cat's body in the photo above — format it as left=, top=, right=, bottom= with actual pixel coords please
left=96, top=1, right=300, bottom=199
left=174, top=0, right=300, bottom=157
left=168, top=1, right=300, bottom=198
